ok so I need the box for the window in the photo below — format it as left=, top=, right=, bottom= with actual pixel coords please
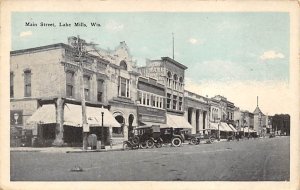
left=83, top=75, right=90, bottom=100
left=173, top=74, right=178, bottom=90
left=120, top=60, right=127, bottom=70
left=173, top=95, right=177, bottom=110
left=10, top=72, right=14, bottom=98
left=66, top=71, right=74, bottom=97
left=24, top=70, right=31, bottom=97
left=138, top=90, right=164, bottom=109
left=179, top=96, right=183, bottom=111
left=118, top=77, right=130, bottom=98
left=97, top=79, right=104, bottom=102
left=167, top=93, right=171, bottom=109
left=167, top=71, right=172, bottom=88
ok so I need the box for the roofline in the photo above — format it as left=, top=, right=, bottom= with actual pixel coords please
left=161, top=57, right=188, bottom=70
left=10, top=43, right=70, bottom=55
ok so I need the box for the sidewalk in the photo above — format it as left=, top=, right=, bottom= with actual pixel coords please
left=10, top=144, right=125, bottom=153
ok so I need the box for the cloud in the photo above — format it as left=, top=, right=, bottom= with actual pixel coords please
left=19, top=31, right=32, bottom=38
left=260, top=50, right=285, bottom=60
left=188, top=37, right=203, bottom=45
left=105, top=20, right=124, bottom=32
left=185, top=79, right=292, bottom=115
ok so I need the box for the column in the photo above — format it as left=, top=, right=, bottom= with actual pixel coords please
left=53, top=97, right=64, bottom=146
left=191, top=108, right=196, bottom=134
left=199, top=110, right=204, bottom=131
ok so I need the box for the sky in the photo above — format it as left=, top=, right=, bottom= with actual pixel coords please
left=11, top=12, right=290, bottom=115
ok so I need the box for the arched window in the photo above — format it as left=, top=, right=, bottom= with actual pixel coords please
left=173, top=74, right=178, bottom=81
left=167, top=71, right=172, bottom=78
left=120, top=60, right=127, bottom=70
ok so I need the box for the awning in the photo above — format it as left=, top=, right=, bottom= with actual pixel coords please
left=220, top=122, right=233, bottom=132
left=64, top=104, right=121, bottom=128
left=228, top=124, right=238, bottom=132
left=26, top=104, right=56, bottom=124
left=166, top=114, right=193, bottom=129
left=208, top=122, right=219, bottom=130
left=140, top=121, right=169, bottom=128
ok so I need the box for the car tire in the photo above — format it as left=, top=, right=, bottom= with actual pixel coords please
left=132, top=137, right=139, bottom=145
left=209, top=136, right=215, bottom=143
left=146, top=140, right=155, bottom=148
left=171, top=137, right=182, bottom=147
left=140, top=142, right=148, bottom=149
left=123, top=142, right=129, bottom=150
left=191, top=138, right=197, bottom=145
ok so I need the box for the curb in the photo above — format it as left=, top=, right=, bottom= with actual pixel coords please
left=66, top=147, right=125, bottom=153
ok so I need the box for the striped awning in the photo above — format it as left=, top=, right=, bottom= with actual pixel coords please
left=229, top=124, right=238, bottom=132
left=26, top=104, right=56, bottom=124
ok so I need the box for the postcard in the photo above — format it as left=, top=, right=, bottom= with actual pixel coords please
left=0, top=0, right=299, bottom=190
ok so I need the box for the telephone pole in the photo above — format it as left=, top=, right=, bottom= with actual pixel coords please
left=72, top=36, right=89, bottom=150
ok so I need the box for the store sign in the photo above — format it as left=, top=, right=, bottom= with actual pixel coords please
left=10, top=110, right=23, bottom=125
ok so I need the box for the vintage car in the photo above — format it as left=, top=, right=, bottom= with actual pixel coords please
left=160, top=128, right=185, bottom=147
left=123, top=125, right=163, bottom=150
left=184, top=129, right=217, bottom=145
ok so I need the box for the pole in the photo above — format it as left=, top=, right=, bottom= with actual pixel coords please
left=101, top=112, right=105, bottom=149
left=75, top=36, right=88, bottom=150
left=172, top=32, right=174, bottom=60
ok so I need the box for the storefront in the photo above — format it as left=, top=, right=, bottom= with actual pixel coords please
left=26, top=102, right=121, bottom=146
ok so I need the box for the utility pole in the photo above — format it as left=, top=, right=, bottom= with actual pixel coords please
left=72, top=36, right=89, bottom=150
left=172, top=32, right=175, bottom=60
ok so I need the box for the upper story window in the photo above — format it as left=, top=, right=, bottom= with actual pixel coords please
left=118, top=77, right=130, bottom=98
left=173, top=74, right=178, bottom=90
left=66, top=71, right=75, bottom=98
left=167, top=71, right=172, bottom=88
left=166, top=93, right=171, bottom=109
left=97, top=79, right=104, bottom=102
left=138, top=90, right=164, bottom=109
left=24, top=70, right=31, bottom=97
left=83, top=75, right=90, bottom=101
left=120, top=60, right=127, bottom=70
left=10, top=72, right=14, bottom=98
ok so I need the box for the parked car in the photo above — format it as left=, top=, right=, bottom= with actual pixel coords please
left=123, top=125, right=163, bottom=150
left=160, top=128, right=185, bottom=147
left=186, top=129, right=217, bottom=145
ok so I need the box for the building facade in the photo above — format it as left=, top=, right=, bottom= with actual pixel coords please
left=184, top=90, right=209, bottom=134
left=10, top=37, right=139, bottom=146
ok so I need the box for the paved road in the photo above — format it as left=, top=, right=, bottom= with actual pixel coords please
left=10, top=136, right=290, bottom=181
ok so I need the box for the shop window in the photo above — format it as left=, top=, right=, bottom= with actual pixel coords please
left=24, top=70, right=31, bottom=97
left=66, top=71, right=74, bottom=98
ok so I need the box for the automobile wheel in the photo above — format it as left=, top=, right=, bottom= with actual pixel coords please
left=171, top=137, right=182, bottom=147
left=146, top=140, right=155, bottom=148
left=123, top=142, right=129, bottom=150
left=209, top=136, right=215, bottom=143
left=140, top=142, right=148, bottom=149
left=132, top=137, right=139, bottom=145
left=155, top=142, right=162, bottom=148
left=190, top=138, right=197, bottom=145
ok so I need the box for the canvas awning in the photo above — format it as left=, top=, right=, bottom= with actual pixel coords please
left=165, top=114, right=193, bottom=129
left=64, top=104, right=121, bottom=128
left=26, top=104, right=56, bottom=124
left=220, top=122, right=233, bottom=132
left=228, top=124, right=238, bottom=132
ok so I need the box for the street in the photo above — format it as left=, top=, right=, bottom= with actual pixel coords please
left=10, top=136, right=289, bottom=181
